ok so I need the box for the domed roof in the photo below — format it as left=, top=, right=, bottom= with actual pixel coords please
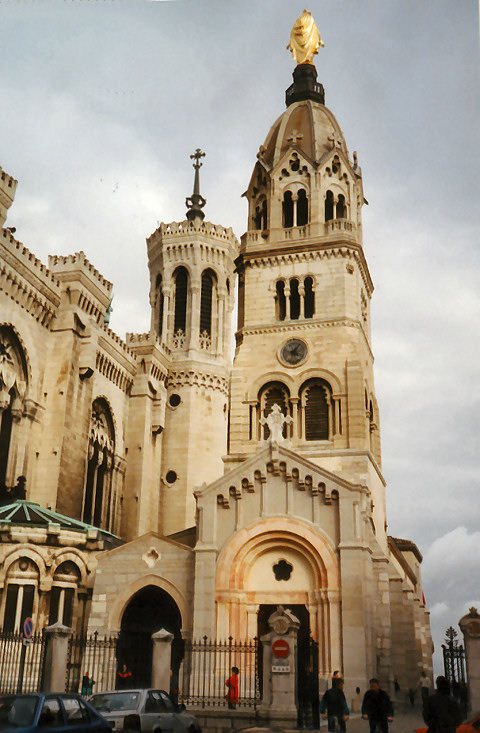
left=260, top=99, right=348, bottom=170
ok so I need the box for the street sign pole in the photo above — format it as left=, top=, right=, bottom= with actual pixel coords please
left=17, top=617, right=34, bottom=693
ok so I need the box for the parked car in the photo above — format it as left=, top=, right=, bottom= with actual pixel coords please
left=414, top=710, right=480, bottom=733
left=0, top=692, right=112, bottom=731
left=89, top=689, right=201, bottom=733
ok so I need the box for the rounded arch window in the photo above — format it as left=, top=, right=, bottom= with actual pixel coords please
left=325, top=190, right=334, bottom=222
left=297, top=189, right=308, bottom=226
left=155, top=273, right=164, bottom=337
left=336, top=193, right=346, bottom=218
left=299, top=378, right=333, bottom=441
left=275, top=281, right=286, bottom=321
left=3, top=558, right=39, bottom=633
left=50, top=561, right=81, bottom=628
left=258, top=382, right=291, bottom=440
left=200, top=268, right=217, bottom=342
left=304, top=276, right=315, bottom=318
left=282, top=191, right=294, bottom=228
left=173, top=266, right=189, bottom=338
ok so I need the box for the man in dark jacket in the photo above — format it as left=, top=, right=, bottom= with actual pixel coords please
left=361, top=678, right=394, bottom=733
left=423, top=676, right=462, bottom=733
left=320, top=677, right=350, bottom=732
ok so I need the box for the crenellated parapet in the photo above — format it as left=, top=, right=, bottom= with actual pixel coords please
left=0, top=166, right=18, bottom=228
left=48, top=251, right=113, bottom=324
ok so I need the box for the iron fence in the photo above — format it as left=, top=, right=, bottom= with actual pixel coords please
left=0, top=631, right=46, bottom=693
left=178, top=636, right=260, bottom=709
left=66, top=632, right=119, bottom=694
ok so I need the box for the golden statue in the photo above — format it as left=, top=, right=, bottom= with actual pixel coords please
left=287, top=10, right=324, bottom=65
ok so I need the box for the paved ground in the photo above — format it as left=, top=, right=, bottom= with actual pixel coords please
left=331, top=705, right=425, bottom=732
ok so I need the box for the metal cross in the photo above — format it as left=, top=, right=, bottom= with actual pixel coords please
left=190, top=148, right=206, bottom=170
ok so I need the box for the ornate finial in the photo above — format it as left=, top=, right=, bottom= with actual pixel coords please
left=287, top=10, right=324, bottom=66
left=185, top=148, right=207, bottom=222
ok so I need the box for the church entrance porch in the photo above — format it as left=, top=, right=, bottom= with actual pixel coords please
left=118, top=585, right=182, bottom=689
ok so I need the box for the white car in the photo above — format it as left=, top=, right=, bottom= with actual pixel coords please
left=89, top=689, right=201, bottom=733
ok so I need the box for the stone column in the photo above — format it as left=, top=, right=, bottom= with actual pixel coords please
left=257, top=605, right=300, bottom=728
left=42, top=622, right=72, bottom=692
left=151, top=628, right=174, bottom=691
left=459, top=607, right=480, bottom=711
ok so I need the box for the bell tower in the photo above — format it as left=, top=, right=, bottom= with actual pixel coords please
left=147, top=151, right=238, bottom=535
left=228, top=13, right=383, bottom=528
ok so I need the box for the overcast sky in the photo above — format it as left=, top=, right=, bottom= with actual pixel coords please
left=1, top=0, right=479, bottom=674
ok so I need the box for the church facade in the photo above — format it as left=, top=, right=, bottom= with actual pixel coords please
left=0, top=19, right=432, bottom=695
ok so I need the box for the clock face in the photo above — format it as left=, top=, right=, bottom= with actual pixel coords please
left=280, top=339, right=307, bottom=366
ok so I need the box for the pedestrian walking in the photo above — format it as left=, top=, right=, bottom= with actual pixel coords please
left=361, top=678, right=394, bottom=732
left=225, top=666, right=239, bottom=710
left=117, top=663, right=133, bottom=690
left=81, top=671, right=94, bottom=696
left=418, top=670, right=432, bottom=707
left=423, top=675, right=462, bottom=733
left=320, top=677, right=350, bottom=732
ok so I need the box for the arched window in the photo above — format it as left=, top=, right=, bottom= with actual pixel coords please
left=336, top=194, right=346, bottom=218
left=258, top=382, right=290, bottom=440
left=299, top=379, right=333, bottom=441
left=0, top=328, right=28, bottom=496
left=276, top=281, right=286, bottom=321
left=304, top=277, right=315, bottom=318
left=49, top=561, right=80, bottom=627
left=83, top=399, right=115, bottom=530
left=200, top=269, right=216, bottom=341
left=173, top=266, right=189, bottom=340
left=290, top=279, right=300, bottom=320
left=325, top=190, right=334, bottom=221
left=297, top=189, right=308, bottom=226
left=283, top=191, right=294, bottom=228
left=254, top=198, right=267, bottom=230
left=156, top=274, right=164, bottom=337
left=3, top=558, right=39, bottom=632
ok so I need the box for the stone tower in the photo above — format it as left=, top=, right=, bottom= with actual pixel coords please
left=146, top=151, right=238, bottom=535
left=228, top=59, right=386, bottom=546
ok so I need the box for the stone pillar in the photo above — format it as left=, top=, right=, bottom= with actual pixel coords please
left=459, top=607, right=480, bottom=711
left=42, top=622, right=72, bottom=692
left=257, top=606, right=300, bottom=728
left=151, top=628, right=174, bottom=691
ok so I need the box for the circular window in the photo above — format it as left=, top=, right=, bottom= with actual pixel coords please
left=165, top=470, right=177, bottom=484
left=169, top=394, right=181, bottom=407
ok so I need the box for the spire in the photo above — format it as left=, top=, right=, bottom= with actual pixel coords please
left=185, top=148, right=207, bottom=222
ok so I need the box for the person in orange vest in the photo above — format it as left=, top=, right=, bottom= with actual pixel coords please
left=117, top=663, right=133, bottom=689
left=225, top=666, right=239, bottom=710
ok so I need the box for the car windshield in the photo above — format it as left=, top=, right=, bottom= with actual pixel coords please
left=90, top=691, right=140, bottom=712
left=0, top=695, right=38, bottom=728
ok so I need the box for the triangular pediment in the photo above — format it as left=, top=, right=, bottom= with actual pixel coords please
left=195, top=441, right=364, bottom=504
left=96, top=530, right=193, bottom=563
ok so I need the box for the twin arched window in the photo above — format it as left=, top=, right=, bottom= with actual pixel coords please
left=254, top=198, right=268, bottom=230
left=253, top=378, right=339, bottom=442
left=325, top=190, right=347, bottom=222
left=283, top=189, right=309, bottom=228
left=83, top=399, right=115, bottom=531
left=276, top=277, right=315, bottom=321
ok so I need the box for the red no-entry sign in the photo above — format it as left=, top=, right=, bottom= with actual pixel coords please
left=272, top=638, right=290, bottom=658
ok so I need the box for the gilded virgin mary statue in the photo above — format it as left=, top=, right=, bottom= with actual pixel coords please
left=287, top=10, right=324, bottom=65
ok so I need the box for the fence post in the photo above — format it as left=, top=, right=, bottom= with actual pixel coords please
left=151, top=628, right=174, bottom=691
left=460, top=608, right=480, bottom=711
left=42, top=623, right=72, bottom=692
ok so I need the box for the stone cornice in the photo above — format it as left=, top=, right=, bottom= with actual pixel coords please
left=0, top=260, right=58, bottom=328
left=236, top=318, right=374, bottom=362
left=237, top=242, right=374, bottom=297
left=168, top=368, right=229, bottom=395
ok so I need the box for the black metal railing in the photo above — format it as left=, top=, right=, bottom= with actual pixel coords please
left=442, top=626, right=466, bottom=684
left=179, top=636, right=260, bottom=708
left=66, top=632, right=119, bottom=694
left=0, top=631, right=46, bottom=693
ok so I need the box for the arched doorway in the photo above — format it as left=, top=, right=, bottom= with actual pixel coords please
left=118, top=585, right=183, bottom=688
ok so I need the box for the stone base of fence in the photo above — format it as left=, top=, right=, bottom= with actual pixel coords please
left=190, top=708, right=258, bottom=733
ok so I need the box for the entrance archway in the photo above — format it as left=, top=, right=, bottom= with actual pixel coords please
left=118, top=585, right=182, bottom=688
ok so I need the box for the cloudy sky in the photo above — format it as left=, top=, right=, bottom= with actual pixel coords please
left=1, top=0, right=479, bottom=672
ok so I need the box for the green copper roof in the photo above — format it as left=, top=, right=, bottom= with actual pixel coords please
left=0, top=500, right=120, bottom=540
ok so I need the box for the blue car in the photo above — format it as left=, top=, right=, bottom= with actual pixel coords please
left=0, top=692, right=112, bottom=731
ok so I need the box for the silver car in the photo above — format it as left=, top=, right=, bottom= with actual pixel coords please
left=89, top=689, right=201, bottom=733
